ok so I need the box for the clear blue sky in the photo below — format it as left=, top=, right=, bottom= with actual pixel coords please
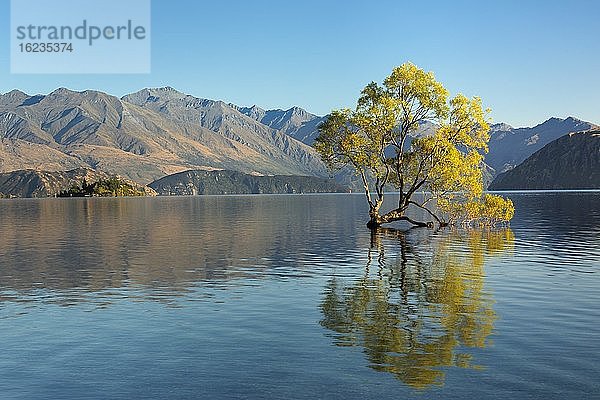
left=1, top=0, right=598, bottom=127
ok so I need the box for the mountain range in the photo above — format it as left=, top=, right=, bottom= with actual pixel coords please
left=0, top=87, right=328, bottom=184
left=0, top=86, right=597, bottom=194
left=233, top=104, right=327, bottom=144
left=485, top=117, right=597, bottom=174
left=489, top=130, right=600, bottom=190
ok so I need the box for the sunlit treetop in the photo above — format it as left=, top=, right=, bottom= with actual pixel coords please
left=315, top=62, right=514, bottom=228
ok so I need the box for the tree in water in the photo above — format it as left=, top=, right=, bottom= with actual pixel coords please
left=314, top=63, right=514, bottom=228
left=320, top=227, right=514, bottom=389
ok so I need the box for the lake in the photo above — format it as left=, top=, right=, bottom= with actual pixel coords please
left=0, top=193, right=598, bottom=399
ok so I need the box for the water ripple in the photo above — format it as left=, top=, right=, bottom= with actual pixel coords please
left=0, top=193, right=599, bottom=399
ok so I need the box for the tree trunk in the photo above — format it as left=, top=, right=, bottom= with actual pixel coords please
left=367, top=207, right=432, bottom=229
left=367, top=202, right=383, bottom=229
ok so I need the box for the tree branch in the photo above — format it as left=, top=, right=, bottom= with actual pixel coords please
left=378, top=209, right=433, bottom=228
left=358, top=167, right=374, bottom=209
left=409, top=200, right=447, bottom=227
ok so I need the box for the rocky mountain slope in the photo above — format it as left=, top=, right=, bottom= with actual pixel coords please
left=486, top=117, right=598, bottom=174
left=1, top=87, right=598, bottom=192
left=149, top=170, right=350, bottom=195
left=0, top=87, right=328, bottom=184
left=233, top=104, right=327, bottom=144
left=489, top=130, right=600, bottom=190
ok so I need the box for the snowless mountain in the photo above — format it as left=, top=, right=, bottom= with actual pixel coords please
left=0, top=87, right=328, bottom=184
left=486, top=117, right=598, bottom=174
left=0, top=86, right=597, bottom=189
left=490, top=130, right=600, bottom=190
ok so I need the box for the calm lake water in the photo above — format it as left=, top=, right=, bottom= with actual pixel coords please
left=0, top=193, right=599, bottom=399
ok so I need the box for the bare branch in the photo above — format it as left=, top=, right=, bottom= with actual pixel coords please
left=409, top=200, right=447, bottom=226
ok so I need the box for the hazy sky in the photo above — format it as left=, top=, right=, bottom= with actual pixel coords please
left=1, top=0, right=598, bottom=126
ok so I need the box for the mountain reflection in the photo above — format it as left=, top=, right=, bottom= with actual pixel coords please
left=320, top=227, right=514, bottom=389
left=0, top=196, right=363, bottom=306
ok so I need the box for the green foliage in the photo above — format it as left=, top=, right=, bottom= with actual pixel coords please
left=314, top=62, right=514, bottom=227
left=58, top=177, right=147, bottom=197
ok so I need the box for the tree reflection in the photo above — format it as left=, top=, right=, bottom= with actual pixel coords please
left=320, top=227, right=514, bottom=389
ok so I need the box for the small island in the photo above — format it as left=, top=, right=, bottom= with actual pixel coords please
left=0, top=168, right=155, bottom=198
left=57, top=177, right=149, bottom=197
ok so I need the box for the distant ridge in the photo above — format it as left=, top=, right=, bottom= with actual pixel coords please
left=149, top=169, right=350, bottom=195
left=232, top=103, right=327, bottom=144
left=486, top=117, right=598, bottom=174
left=1, top=87, right=598, bottom=192
left=489, top=130, right=600, bottom=190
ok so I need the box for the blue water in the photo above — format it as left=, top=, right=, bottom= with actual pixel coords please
left=0, top=193, right=598, bottom=399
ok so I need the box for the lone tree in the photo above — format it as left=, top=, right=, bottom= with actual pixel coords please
left=315, top=63, right=514, bottom=229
